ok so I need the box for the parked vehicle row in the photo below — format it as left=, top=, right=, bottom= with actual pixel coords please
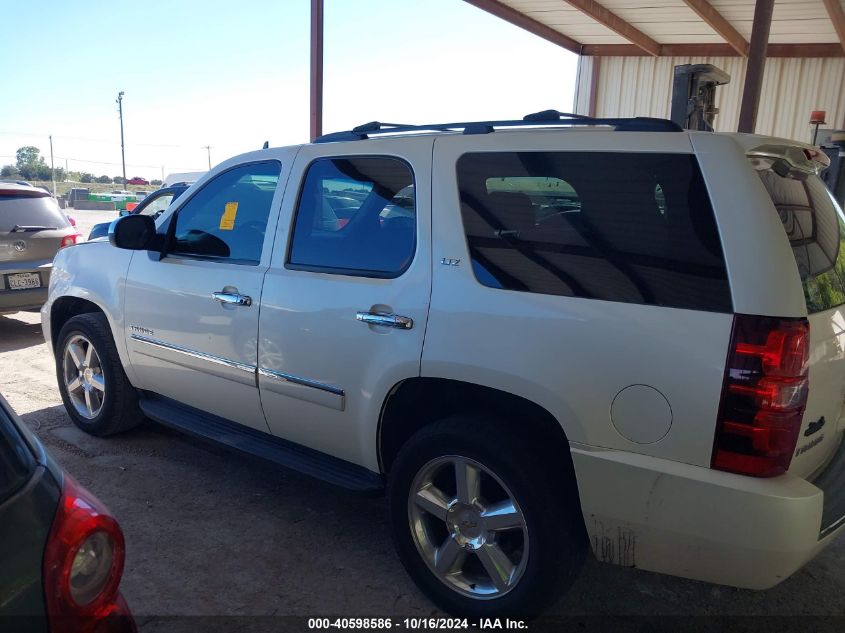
left=37, top=112, right=845, bottom=617
left=87, top=184, right=191, bottom=241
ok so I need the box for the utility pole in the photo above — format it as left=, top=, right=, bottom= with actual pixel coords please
left=116, top=91, right=127, bottom=188
left=202, top=145, right=212, bottom=169
left=49, top=135, right=56, bottom=197
left=310, top=0, right=324, bottom=140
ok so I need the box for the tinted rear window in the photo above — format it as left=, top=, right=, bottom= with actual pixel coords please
left=0, top=407, right=36, bottom=503
left=0, top=195, right=69, bottom=232
left=755, top=168, right=845, bottom=314
left=456, top=152, right=732, bottom=312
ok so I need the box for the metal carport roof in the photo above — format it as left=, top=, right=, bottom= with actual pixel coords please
left=308, top=0, right=845, bottom=138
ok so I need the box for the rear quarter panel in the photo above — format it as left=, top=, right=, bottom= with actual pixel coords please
left=690, top=133, right=806, bottom=317
left=0, top=466, right=60, bottom=623
left=423, top=130, right=734, bottom=467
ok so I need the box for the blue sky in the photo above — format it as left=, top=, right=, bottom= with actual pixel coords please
left=1, top=0, right=578, bottom=180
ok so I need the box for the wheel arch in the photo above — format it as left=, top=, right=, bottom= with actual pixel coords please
left=50, top=296, right=104, bottom=350
left=49, top=294, right=139, bottom=388
left=377, top=377, right=584, bottom=517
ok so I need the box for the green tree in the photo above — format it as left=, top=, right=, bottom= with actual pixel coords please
left=1, top=165, right=21, bottom=178
left=79, top=172, right=94, bottom=183
left=32, top=164, right=51, bottom=181
left=151, top=179, right=162, bottom=186
left=96, top=175, right=112, bottom=184
left=16, top=146, right=44, bottom=170
left=15, top=146, right=49, bottom=180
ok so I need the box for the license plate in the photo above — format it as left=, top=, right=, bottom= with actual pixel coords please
left=6, top=273, right=41, bottom=290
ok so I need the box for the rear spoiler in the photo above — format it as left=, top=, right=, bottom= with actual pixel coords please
left=0, top=187, right=50, bottom=198
left=747, top=144, right=831, bottom=179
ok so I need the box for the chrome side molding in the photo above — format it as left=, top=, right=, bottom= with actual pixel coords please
left=130, top=334, right=256, bottom=374
left=257, top=367, right=344, bottom=397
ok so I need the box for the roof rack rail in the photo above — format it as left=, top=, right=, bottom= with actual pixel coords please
left=314, top=110, right=682, bottom=143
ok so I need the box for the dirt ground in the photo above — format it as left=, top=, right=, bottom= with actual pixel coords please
left=2, top=211, right=845, bottom=627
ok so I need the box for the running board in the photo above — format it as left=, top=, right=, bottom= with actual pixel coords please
left=138, top=394, right=383, bottom=494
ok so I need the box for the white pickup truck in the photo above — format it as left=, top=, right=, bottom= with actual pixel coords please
left=42, top=113, right=845, bottom=618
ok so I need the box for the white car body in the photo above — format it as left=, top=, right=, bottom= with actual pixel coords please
left=42, top=123, right=845, bottom=597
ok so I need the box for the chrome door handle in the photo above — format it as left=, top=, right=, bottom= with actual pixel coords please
left=212, top=291, right=252, bottom=307
left=356, top=311, right=413, bottom=329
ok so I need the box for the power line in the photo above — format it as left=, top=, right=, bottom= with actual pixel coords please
left=3, top=152, right=202, bottom=171
left=0, top=130, right=195, bottom=149
left=53, top=155, right=203, bottom=170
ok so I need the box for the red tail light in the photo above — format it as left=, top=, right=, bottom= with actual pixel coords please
left=60, top=234, right=80, bottom=249
left=712, top=314, right=809, bottom=477
left=43, top=475, right=135, bottom=633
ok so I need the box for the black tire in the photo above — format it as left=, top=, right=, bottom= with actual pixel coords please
left=388, top=415, right=586, bottom=619
left=55, top=312, right=144, bottom=436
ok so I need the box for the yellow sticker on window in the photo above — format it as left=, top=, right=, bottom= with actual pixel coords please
left=219, top=202, right=238, bottom=231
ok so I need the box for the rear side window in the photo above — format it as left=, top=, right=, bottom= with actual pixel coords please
left=287, top=157, right=416, bottom=277
left=0, top=194, right=70, bottom=232
left=456, top=152, right=732, bottom=312
left=756, top=168, right=845, bottom=314
left=0, top=407, right=35, bottom=504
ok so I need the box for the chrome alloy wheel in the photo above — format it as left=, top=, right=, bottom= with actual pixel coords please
left=408, top=456, right=529, bottom=599
left=62, top=334, right=105, bottom=419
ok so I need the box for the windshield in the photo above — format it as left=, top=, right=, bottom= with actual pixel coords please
left=0, top=194, right=70, bottom=233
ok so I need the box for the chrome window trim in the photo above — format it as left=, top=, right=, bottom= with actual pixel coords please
left=257, top=367, right=344, bottom=397
left=130, top=334, right=256, bottom=374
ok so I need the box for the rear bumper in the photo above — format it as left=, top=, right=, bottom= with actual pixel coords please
left=811, top=435, right=845, bottom=538
left=572, top=442, right=844, bottom=590
left=0, top=288, right=48, bottom=313
left=0, top=267, right=51, bottom=313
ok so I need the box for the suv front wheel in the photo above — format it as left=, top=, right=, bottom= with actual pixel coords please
left=388, top=416, right=585, bottom=618
left=55, top=313, right=144, bottom=436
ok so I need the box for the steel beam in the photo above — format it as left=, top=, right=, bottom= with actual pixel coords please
left=738, top=0, right=775, bottom=133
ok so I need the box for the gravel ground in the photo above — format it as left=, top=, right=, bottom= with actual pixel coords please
left=2, top=220, right=845, bottom=628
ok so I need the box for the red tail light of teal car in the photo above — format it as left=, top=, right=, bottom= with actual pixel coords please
left=712, top=314, right=810, bottom=477
left=42, top=475, right=135, bottom=633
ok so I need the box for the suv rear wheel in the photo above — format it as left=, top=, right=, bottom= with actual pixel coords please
left=388, top=416, right=585, bottom=618
left=56, top=313, right=144, bottom=436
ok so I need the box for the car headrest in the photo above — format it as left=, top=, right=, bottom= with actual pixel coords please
left=484, top=192, right=536, bottom=234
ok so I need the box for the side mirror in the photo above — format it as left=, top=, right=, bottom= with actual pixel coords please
left=109, top=214, right=159, bottom=251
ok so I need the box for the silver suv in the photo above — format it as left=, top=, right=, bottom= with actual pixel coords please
left=1, top=183, right=79, bottom=314
left=41, top=113, right=845, bottom=618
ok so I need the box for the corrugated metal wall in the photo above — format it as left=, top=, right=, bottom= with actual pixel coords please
left=574, top=55, right=845, bottom=143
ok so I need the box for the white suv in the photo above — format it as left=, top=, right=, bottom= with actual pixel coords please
left=41, top=113, right=845, bottom=618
